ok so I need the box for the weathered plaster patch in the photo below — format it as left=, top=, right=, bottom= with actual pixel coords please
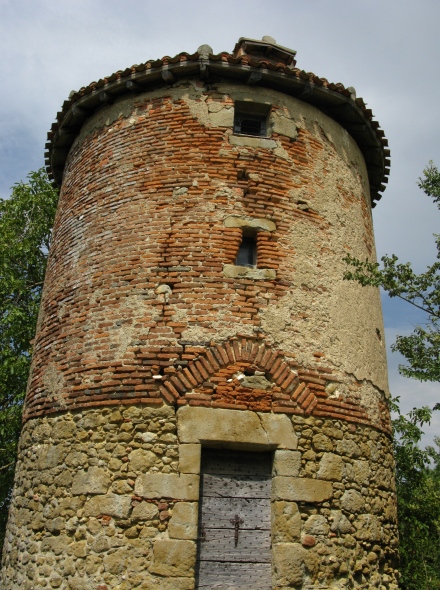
left=43, top=363, right=66, bottom=407
left=270, top=111, right=298, bottom=140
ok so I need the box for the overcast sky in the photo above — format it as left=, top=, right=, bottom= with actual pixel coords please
left=1, top=0, right=438, bottom=444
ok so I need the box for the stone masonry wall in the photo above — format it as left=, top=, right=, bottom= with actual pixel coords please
left=1, top=406, right=398, bottom=589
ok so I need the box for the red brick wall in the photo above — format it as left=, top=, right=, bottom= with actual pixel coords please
left=24, top=86, right=388, bottom=432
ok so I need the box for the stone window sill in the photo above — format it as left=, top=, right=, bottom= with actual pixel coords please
left=223, top=264, right=276, bottom=280
left=229, top=134, right=277, bottom=150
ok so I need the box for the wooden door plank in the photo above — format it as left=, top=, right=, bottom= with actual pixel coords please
left=197, top=449, right=273, bottom=589
left=201, top=474, right=271, bottom=498
left=200, top=496, right=271, bottom=528
left=197, top=561, right=272, bottom=589
left=201, top=450, right=272, bottom=476
left=199, top=529, right=271, bottom=562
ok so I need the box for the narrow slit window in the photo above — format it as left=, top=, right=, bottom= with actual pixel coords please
left=233, top=101, right=270, bottom=137
left=236, top=234, right=257, bottom=267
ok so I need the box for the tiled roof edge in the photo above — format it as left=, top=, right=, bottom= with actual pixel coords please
left=45, top=50, right=389, bottom=205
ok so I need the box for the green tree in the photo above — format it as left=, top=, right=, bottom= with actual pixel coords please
left=0, top=169, right=58, bottom=551
left=392, top=401, right=440, bottom=589
left=345, top=162, right=440, bottom=589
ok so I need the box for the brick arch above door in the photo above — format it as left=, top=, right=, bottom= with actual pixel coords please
left=159, top=337, right=373, bottom=428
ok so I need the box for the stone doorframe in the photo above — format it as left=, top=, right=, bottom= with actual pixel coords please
left=134, top=408, right=334, bottom=582
left=176, top=406, right=332, bottom=503
left=156, top=406, right=333, bottom=586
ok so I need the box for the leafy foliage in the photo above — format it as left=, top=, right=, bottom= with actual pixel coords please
left=392, top=401, right=440, bottom=589
left=0, top=169, right=58, bottom=550
left=345, top=163, right=440, bottom=588
left=419, top=161, right=440, bottom=209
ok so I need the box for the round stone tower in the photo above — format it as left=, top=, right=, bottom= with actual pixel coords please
left=2, top=37, right=398, bottom=589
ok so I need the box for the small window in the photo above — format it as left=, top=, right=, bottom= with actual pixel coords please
left=233, top=101, right=270, bottom=137
left=236, top=233, right=257, bottom=267
left=234, top=114, right=267, bottom=136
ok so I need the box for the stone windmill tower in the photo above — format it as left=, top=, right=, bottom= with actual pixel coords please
left=2, top=37, right=398, bottom=589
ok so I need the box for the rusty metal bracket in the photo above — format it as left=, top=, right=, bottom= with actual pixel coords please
left=229, top=514, right=244, bottom=547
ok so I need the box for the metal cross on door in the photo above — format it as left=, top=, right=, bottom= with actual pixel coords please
left=196, top=449, right=272, bottom=589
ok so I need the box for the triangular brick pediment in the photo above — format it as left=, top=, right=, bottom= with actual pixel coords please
left=158, top=337, right=375, bottom=427
left=159, top=338, right=313, bottom=415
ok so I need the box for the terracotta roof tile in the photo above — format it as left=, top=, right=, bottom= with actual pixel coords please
left=45, top=37, right=389, bottom=204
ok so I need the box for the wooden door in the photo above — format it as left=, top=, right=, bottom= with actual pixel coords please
left=196, top=449, right=272, bottom=589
